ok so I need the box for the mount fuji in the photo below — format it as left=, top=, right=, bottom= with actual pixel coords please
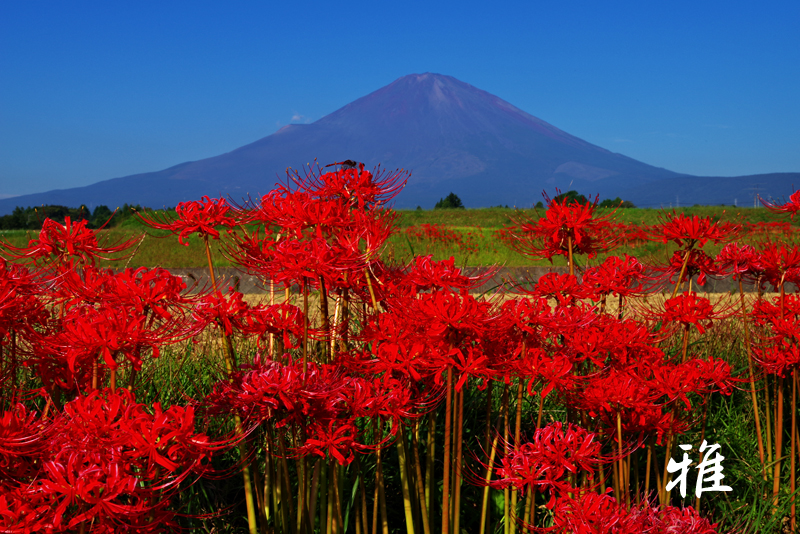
left=2, top=73, right=797, bottom=213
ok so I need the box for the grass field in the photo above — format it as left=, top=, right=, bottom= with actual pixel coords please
left=1, top=206, right=797, bottom=270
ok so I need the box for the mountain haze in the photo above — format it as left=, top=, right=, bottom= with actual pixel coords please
left=2, top=73, right=797, bottom=214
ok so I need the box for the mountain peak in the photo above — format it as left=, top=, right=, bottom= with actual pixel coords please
left=8, top=72, right=771, bottom=215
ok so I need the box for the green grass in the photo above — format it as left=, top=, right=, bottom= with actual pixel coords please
left=2, top=206, right=797, bottom=269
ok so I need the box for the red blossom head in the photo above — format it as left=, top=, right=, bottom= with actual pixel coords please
left=137, top=196, right=236, bottom=245
left=760, top=190, right=800, bottom=220
left=2, top=217, right=136, bottom=266
left=491, top=422, right=601, bottom=494
left=716, top=242, right=764, bottom=281
left=654, top=249, right=719, bottom=288
left=648, top=212, right=739, bottom=249
left=756, top=242, right=800, bottom=290
left=504, top=192, right=619, bottom=261
left=582, top=254, right=646, bottom=299
left=659, top=292, right=717, bottom=334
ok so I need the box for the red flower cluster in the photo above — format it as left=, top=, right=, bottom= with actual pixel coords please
left=0, top=389, right=215, bottom=533
left=137, top=196, right=236, bottom=245
left=505, top=193, right=619, bottom=262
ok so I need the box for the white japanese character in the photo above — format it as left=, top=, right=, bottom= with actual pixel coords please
left=666, top=444, right=693, bottom=499
left=696, top=440, right=732, bottom=497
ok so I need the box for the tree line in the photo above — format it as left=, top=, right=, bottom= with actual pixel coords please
left=0, top=204, right=142, bottom=230
left=433, top=191, right=636, bottom=210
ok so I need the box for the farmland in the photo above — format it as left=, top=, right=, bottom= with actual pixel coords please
left=1, top=205, right=797, bottom=270
left=2, top=176, right=800, bottom=533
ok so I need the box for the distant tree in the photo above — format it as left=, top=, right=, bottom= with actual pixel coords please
left=90, top=205, right=114, bottom=228
left=434, top=193, right=465, bottom=209
left=553, top=190, right=588, bottom=205
left=1, top=207, right=26, bottom=229
left=535, top=201, right=544, bottom=209
left=415, top=205, right=422, bottom=211
left=598, top=197, right=636, bottom=208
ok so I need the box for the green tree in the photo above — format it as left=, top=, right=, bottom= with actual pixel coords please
left=91, top=205, right=114, bottom=228
left=598, top=197, right=636, bottom=208
left=434, top=192, right=465, bottom=209
left=553, top=190, right=588, bottom=205
left=6, top=207, right=26, bottom=229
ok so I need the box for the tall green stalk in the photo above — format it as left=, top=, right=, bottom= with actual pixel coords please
left=441, top=367, right=454, bottom=534
left=397, top=425, right=417, bottom=534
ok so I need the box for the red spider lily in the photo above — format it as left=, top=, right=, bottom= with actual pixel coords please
left=2, top=217, right=136, bottom=266
left=230, top=231, right=362, bottom=290
left=0, top=389, right=217, bottom=533
left=368, top=338, right=438, bottom=383
left=653, top=248, right=719, bottom=288
left=106, top=267, right=189, bottom=317
left=548, top=490, right=631, bottom=534
left=567, top=314, right=662, bottom=368
left=528, top=272, right=590, bottom=306
left=761, top=190, right=800, bottom=219
left=716, top=242, right=764, bottom=282
left=300, top=420, right=359, bottom=465
left=582, top=254, right=646, bottom=299
left=752, top=293, right=800, bottom=338
left=546, top=302, right=597, bottom=341
left=189, top=289, right=311, bottom=350
left=204, top=359, right=418, bottom=461
left=238, top=301, right=307, bottom=350
left=548, top=494, right=720, bottom=534
left=0, top=403, right=46, bottom=481
left=577, top=369, right=660, bottom=419
left=450, top=345, right=492, bottom=391
left=30, top=295, right=193, bottom=394
left=137, top=196, right=236, bottom=245
left=403, top=223, right=481, bottom=257
left=0, top=259, right=48, bottom=344
left=288, top=161, right=409, bottom=209
left=648, top=212, right=739, bottom=249
left=56, top=266, right=190, bottom=320
left=191, top=289, right=251, bottom=337
left=34, top=306, right=159, bottom=379
left=500, top=296, right=554, bottom=340
left=752, top=342, right=800, bottom=377
left=756, top=241, right=800, bottom=290
left=630, top=504, right=720, bottom=534
left=248, top=189, right=347, bottom=233
left=403, top=255, right=494, bottom=293
left=526, top=350, right=576, bottom=399
left=658, top=292, right=718, bottom=334
left=505, top=193, right=618, bottom=262
left=413, top=289, right=492, bottom=346
left=343, top=208, right=401, bottom=260
left=651, top=357, right=734, bottom=410
left=751, top=294, right=800, bottom=374
left=490, top=423, right=601, bottom=495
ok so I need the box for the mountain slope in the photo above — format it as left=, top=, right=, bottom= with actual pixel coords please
left=1, top=73, right=795, bottom=214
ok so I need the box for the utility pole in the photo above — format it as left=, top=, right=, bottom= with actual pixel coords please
left=742, top=184, right=763, bottom=208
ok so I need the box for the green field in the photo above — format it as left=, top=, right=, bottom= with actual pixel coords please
left=1, top=206, right=795, bottom=269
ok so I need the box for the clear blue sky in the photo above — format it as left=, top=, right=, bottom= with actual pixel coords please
left=1, top=0, right=799, bottom=198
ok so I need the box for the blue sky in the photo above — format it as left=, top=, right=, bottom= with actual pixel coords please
left=1, top=0, right=798, bottom=198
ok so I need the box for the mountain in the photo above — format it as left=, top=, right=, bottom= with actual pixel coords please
left=1, top=73, right=797, bottom=214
